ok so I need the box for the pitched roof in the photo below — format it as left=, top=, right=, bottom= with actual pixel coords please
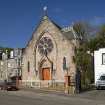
left=25, top=15, right=78, bottom=49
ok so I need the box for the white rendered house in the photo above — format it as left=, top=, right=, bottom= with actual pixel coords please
left=94, top=48, right=105, bottom=84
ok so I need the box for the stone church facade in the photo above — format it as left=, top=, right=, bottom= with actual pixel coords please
left=22, top=15, right=79, bottom=92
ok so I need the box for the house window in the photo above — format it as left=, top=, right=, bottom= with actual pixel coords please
left=27, top=61, right=30, bottom=72
left=18, top=58, right=21, bottom=66
left=102, top=53, right=105, bottom=65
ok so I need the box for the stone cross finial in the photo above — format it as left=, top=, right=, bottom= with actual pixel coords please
left=43, top=6, right=47, bottom=16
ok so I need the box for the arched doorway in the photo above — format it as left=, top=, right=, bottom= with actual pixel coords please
left=42, top=67, right=50, bottom=80
left=39, top=58, right=52, bottom=81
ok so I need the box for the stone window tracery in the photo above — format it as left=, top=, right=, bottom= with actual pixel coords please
left=38, top=37, right=53, bottom=55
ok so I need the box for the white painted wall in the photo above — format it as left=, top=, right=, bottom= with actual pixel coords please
left=94, top=48, right=105, bottom=84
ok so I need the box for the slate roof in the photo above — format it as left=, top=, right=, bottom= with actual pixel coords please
left=48, top=16, right=78, bottom=40
left=51, top=20, right=62, bottom=30
left=39, top=15, right=78, bottom=40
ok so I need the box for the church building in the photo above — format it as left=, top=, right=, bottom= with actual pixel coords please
left=22, top=10, right=80, bottom=92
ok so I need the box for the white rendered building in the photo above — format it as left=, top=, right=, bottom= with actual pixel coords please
left=94, top=48, right=105, bottom=84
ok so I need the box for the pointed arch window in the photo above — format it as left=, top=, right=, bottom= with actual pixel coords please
left=27, top=61, right=30, bottom=72
left=63, top=57, right=67, bottom=70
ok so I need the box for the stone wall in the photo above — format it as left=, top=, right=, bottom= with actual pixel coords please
left=22, top=16, right=78, bottom=93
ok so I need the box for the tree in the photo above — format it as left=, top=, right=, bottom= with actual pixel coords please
left=73, top=22, right=88, bottom=44
left=73, top=22, right=94, bottom=90
left=88, top=24, right=105, bottom=52
left=74, top=44, right=93, bottom=89
left=98, top=24, right=105, bottom=38
left=73, top=23, right=105, bottom=90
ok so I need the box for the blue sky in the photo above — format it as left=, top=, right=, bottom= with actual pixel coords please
left=0, top=0, right=105, bottom=48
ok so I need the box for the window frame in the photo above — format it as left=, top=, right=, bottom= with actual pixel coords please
left=102, top=53, right=105, bottom=65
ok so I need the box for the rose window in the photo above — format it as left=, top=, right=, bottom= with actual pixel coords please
left=38, top=37, right=53, bottom=55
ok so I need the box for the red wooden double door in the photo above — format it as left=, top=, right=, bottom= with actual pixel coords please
left=42, top=68, right=50, bottom=80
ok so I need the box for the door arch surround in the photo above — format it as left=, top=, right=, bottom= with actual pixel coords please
left=39, top=57, right=53, bottom=80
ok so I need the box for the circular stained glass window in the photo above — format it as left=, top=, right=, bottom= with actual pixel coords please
left=38, top=37, right=53, bottom=55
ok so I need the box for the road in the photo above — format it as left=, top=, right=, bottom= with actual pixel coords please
left=0, top=90, right=105, bottom=105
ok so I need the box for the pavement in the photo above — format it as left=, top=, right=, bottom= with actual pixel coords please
left=0, top=87, right=105, bottom=105
left=20, top=87, right=105, bottom=101
left=21, top=87, right=67, bottom=96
